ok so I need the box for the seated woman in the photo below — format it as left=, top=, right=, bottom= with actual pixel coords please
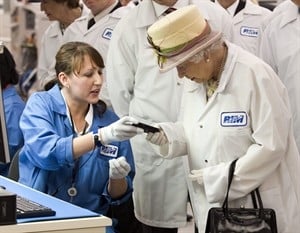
left=18, top=41, right=142, bottom=233
left=0, top=43, right=25, bottom=176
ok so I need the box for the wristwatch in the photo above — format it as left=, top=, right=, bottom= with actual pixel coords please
left=93, top=131, right=102, bottom=147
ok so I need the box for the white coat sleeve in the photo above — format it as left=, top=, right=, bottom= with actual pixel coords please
left=156, top=122, right=188, bottom=159
left=106, top=20, right=136, bottom=117
left=37, top=33, right=50, bottom=85
left=259, top=25, right=277, bottom=73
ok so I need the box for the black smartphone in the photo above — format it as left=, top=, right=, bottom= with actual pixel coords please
left=132, top=122, right=160, bottom=133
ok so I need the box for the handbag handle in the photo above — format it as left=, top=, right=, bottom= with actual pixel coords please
left=222, top=159, right=264, bottom=217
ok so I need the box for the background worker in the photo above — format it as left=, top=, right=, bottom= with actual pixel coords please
left=37, top=0, right=88, bottom=91
left=260, top=0, right=300, bottom=153
left=106, top=0, right=233, bottom=232
left=212, top=0, right=271, bottom=56
left=62, top=0, right=134, bottom=107
left=0, top=43, right=25, bottom=176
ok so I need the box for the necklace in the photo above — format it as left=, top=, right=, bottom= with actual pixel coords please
left=205, top=44, right=228, bottom=100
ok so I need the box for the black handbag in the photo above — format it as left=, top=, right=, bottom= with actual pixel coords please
left=205, top=159, right=278, bottom=233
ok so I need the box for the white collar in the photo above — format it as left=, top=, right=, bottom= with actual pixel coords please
left=61, top=90, right=93, bottom=134
left=89, top=0, right=118, bottom=22
left=216, top=0, right=240, bottom=17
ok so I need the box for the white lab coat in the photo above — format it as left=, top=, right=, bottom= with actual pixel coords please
left=223, top=0, right=271, bottom=56
left=260, top=1, right=300, bottom=153
left=157, top=43, right=300, bottom=232
left=37, top=5, right=89, bottom=90
left=106, top=0, right=233, bottom=228
left=37, top=21, right=63, bottom=85
left=62, top=5, right=132, bottom=107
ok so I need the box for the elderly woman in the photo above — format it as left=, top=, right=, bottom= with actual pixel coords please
left=146, top=5, right=300, bottom=232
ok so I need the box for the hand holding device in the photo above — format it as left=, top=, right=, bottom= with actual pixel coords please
left=188, top=169, right=204, bottom=185
left=109, top=156, right=131, bottom=179
left=146, top=130, right=168, bottom=145
left=99, top=116, right=143, bottom=145
left=131, top=121, right=160, bottom=133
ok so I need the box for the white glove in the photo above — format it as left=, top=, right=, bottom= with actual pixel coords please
left=109, top=156, right=131, bottom=179
left=146, top=131, right=168, bottom=145
left=99, top=116, right=143, bottom=145
left=188, top=169, right=204, bottom=185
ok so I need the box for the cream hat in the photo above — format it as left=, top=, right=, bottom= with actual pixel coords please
left=147, top=5, right=222, bottom=72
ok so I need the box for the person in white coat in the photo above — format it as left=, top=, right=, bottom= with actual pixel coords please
left=37, top=0, right=89, bottom=91
left=212, top=0, right=271, bottom=56
left=62, top=0, right=133, bottom=107
left=260, top=0, right=300, bottom=154
left=106, top=0, right=233, bottom=232
left=146, top=5, right=300, bottom=232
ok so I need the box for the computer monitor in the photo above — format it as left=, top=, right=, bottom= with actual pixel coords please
left=0, top=43, right=10, bottom=164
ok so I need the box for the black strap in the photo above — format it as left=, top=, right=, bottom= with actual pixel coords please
left=222, top=159, right=237, bottom=209
left=222, top=159, right=264, bottom=216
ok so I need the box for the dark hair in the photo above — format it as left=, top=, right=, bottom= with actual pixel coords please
left=54, top=41, right=107, bottom=114
left=52, top=0, right=80, bottom=9
left=0, top=45, right=19, bottom=89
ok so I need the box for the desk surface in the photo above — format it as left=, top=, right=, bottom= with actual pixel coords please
left=0, top=176, right=112, bottom=233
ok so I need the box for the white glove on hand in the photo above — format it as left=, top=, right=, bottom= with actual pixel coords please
left=146, top=131, right=168, bottom=145
left=109, top=156, right=131, bottom=179
left=188, top=169, right=204, bottom=185
left=100, top=116, right=143, bottom=145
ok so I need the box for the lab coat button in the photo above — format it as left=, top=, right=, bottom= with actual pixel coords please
left=199, top=125, right=203, bottom=128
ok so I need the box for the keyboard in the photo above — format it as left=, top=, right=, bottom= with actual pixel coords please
left=16, top=195, right=56, bottom=219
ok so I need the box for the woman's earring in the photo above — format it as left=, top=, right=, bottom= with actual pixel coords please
left=204, top=50, right=210, bottom=63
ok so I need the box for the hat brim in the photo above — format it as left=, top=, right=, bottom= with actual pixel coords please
left=159, top=31, right=222, bottom=72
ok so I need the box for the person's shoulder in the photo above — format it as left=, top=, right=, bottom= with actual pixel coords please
left=43, top=21, right=61, bottom=37
left=3, top=86, right=25, bottom=106
left=246, top=0, right=272, bottom=15
left=267, top=0, right=296, bottom=22
left=193, top=0, right=226, bottom=12
left=227, top=42, right=264, bottom=68
left=192, top=0, right=231, bottom=20
left=70, top=14, right=88, bottom=27
left=110, top=5, right=133, bottom=18
left=113, top=3, right=138, bottom=23
left=111, top=5, right=138, bottom=34
left=273, top=0, right=293, bottom=13
left=27, top=85, right=61, bottom=106
left=263, top=2, right=296, bottom=33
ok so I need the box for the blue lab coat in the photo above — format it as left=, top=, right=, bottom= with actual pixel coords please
left=18, top=85, right=135, bottom=216
left=0, top=86, right=25, bottom=176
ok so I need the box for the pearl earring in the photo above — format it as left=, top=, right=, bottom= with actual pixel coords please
left=206, top=58, right=210, bottom=63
